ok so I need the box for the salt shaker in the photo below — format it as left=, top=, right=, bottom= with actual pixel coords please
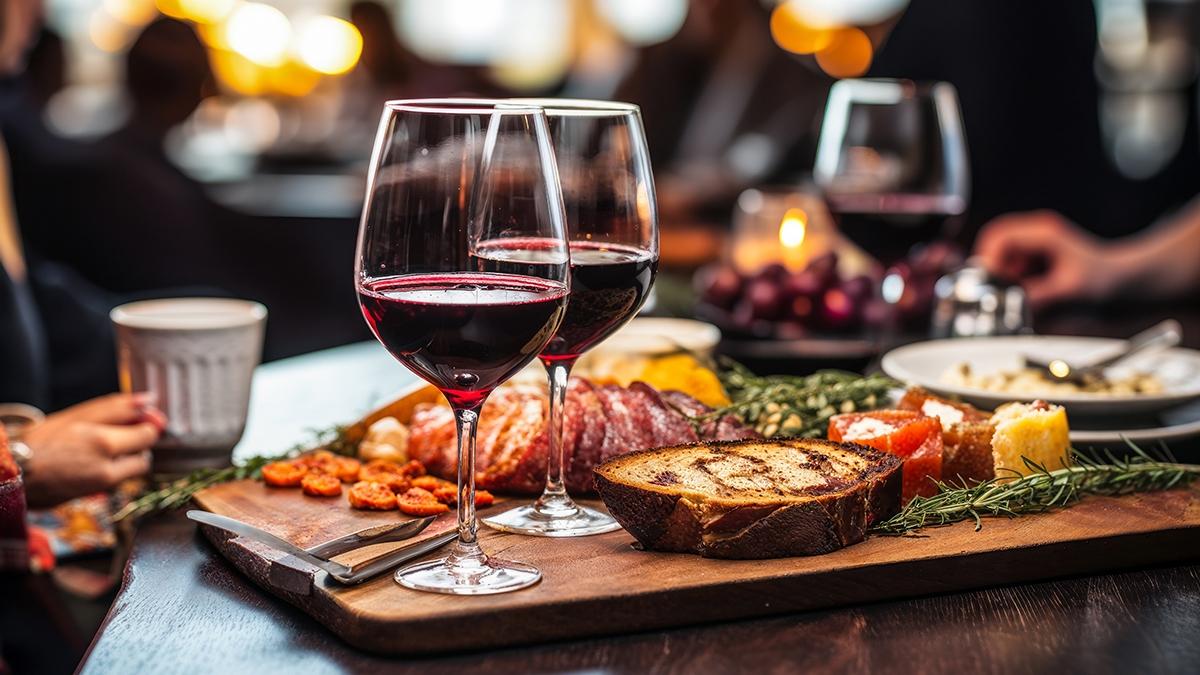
left=931, top=260, right=1029, bottom=337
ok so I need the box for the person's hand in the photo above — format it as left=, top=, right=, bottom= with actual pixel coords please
left=21, top=393, right=167, bottom=507
left=975, top=210, right=1120, bottom=309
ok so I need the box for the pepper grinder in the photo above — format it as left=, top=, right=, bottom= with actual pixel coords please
left=931, top=260, right=1030, bottom=338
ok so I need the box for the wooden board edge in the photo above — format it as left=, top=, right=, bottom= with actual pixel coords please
left=200, top=518, right=1200, bottom=656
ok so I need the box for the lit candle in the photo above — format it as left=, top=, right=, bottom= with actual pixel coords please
left=778, top=207, right=808, bottom=272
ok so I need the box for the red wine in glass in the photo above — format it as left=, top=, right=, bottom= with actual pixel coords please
left=475, top=239, right=658, bottom=363
left=826, top=193, right=964, bottom=264
left=358, top=272, right=568, bottom=409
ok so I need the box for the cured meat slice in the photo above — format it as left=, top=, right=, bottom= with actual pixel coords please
left=403, top=380, right=756, bottom=495
left=407, top=403, right=456, bottom=475
left=626, top=382, right=699, bottom=448
left=595, top=385, right=643, bottom=461
left=564, top=378, right=608, bottom=493
left=659, top=390, right=759, bottom=442
left=478, top=393, right=547, bottom=492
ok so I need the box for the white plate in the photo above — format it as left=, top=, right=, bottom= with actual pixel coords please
left=881, top=335, right=1200, bottom=416
left=1067, top=399, right=1200, bottom=448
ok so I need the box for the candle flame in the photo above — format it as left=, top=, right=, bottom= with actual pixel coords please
left=779, top=208, right=807, bottom=249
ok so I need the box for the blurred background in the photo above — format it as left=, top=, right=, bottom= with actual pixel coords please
left=4, top=0, right=1200, bottom=390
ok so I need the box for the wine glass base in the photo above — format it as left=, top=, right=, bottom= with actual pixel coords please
left=483, top=503, right=622, bottom=537
left=394, top=556, right=541, bottom=595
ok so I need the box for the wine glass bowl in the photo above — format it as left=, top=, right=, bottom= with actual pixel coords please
left=481, top=99, right=659, bottom=538
left=814, top=79, right=969, bottom=264
left=356, top=99, right=570, bottom=593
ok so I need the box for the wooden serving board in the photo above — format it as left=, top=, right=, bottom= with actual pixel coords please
left=192, top=480, right=1200, bottom=655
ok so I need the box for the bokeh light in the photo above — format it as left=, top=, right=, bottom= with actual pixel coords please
left=179, top=0, right=238, bottom=25
left=225, top=2, right=291, bottom=67
left=294, top=16, right=363, bottom=75
left=89, top=10, right=136, bottom=52
left=154, top=0, right=188, bottom=19
left=815, top=27, right=873, bottom=78
left=595, top=0, right=688, bottom=46
left=103, top=0, right=157, bottom=26
left=785, top=0, right=909, bottom=28
left=770, top=2, right=833, bottom=55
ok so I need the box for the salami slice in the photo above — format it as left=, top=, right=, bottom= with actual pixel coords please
left=564, top=378, right=608, bottom=493
left=627, top=381, right=700, bottom=448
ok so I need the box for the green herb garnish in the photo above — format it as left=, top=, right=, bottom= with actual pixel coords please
left=872, top=444, right=1200, bottom=535
left=709, top=357, right=897, bottom=438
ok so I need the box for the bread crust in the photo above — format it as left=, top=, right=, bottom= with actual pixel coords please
left=594, top=439, right=903, bottom=559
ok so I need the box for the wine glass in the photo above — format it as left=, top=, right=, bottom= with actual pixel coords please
left=481, top=99, right=659, bottom=537
left=356, top=99, right=570, bottom=594
left=814, top=78, right=970, bottom=264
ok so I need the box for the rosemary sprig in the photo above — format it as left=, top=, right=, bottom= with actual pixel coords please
left=707, top=357, right=896, bottom=438
left=871, top=444, right=1200, bottom=535
left=110, top=424, right=354, bottom=523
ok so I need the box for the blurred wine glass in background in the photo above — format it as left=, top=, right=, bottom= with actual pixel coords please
left=814, top=78, right=969, bottom=264
left=815, top=78, right=970, bottom=333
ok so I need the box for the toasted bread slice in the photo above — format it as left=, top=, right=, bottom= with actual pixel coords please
left=594, top=439, right=902, bottom=559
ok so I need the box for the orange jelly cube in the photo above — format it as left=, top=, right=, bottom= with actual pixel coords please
left=829, top=411, right=943, bottom=502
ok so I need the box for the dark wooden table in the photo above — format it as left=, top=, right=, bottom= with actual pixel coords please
left=80, top=336, right=1200, bottom=674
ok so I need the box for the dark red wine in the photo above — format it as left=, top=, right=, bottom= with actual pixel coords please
left=475, top=239, right=657, bottom=363
left=827, top=193, right=964, bottom=263
left=358, top=273, right=567, bottom=408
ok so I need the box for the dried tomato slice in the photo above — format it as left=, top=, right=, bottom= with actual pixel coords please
left=301, top=473, right=343, bottom=497
left=410, top=475, right=453, bottom=492
left=261, top=461, right=306, bottom=487
left=397, top=459, right=427, bottom=479
left=430, top=486, right=494, bottom=507
left=829, top=410, right=943, bottom=501
left=333, top=457, right=362, bottom=483
left=396, top=487, right=449, bottom=516
left=347, top=481, right=398, bottom=510
left=358, top=460, right=410, bottom=492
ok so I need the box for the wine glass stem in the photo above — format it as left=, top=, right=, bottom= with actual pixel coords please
left=535, top=359, right=579, bottom=516
left=449, top=401, right=486, bottom=567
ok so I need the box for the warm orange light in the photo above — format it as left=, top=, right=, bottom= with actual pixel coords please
left=779, top=207, right=808, bottom=271
left=225, top=2, right=291, bottom=67
left=294, top=16, right=363, bottom=75
left=210, top=49, right=268, bottom=96
left=103, top=0, right=157, bottom=26
left=769, top=3, right=833, bottom=55
left=815, top=27, right=873, bottom=78
left=779, top=208, right=807, bottom=249
left=89, top=11, right=135, bottom=52
left=155, top=0, right=187, bottom=19
left=266, top=60, right=321, bottom=97
left=179, top=0, right=237, bottom=24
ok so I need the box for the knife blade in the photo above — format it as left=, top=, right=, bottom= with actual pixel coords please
left=305, top=516, right=436, bottom=559
left=188, top=510, right=353, bottom=577
left=187, top=510, right=456, bottom=585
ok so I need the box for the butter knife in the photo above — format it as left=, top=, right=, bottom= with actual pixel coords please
left=186, top=510, right=453, bottom=585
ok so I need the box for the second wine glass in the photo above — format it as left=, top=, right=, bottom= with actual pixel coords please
left=482, top=99, right=659, bottom=537
left=356, top=99, right=570, bottom=593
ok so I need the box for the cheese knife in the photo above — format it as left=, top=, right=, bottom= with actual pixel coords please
left=187, top=510, right=453, bottom=585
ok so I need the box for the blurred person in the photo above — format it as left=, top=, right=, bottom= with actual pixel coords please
left=616, top=0, right=828, bottom=227
left=867, top=0, right=1200, bottom=309
left=870, top=0, right=1200, bottom=239
left=0, top=0, right=162, bottom=505
left=975, top=204, right=1200, bottom=309
left=18, top=17, right=228, bottom=293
